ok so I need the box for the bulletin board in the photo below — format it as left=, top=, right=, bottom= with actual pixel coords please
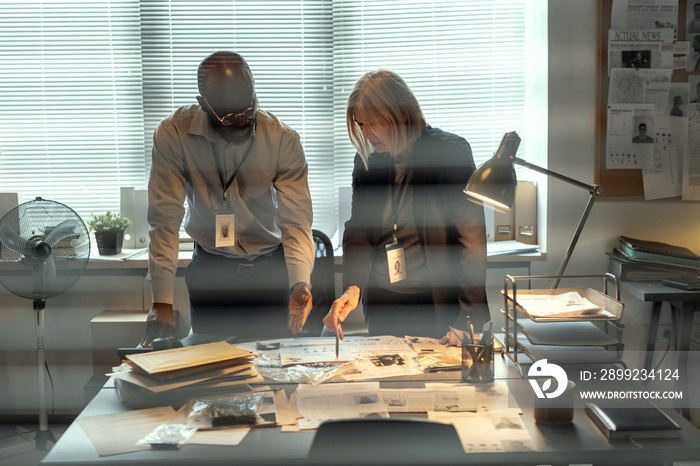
left=595, top=0, right=694, bottom=200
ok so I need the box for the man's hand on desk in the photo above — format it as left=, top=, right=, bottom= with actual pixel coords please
left=289, top=282, right=313, bottom=335
left=139, top=302, right=175, bottom=348
left=323, top=285, right=360, bottom=340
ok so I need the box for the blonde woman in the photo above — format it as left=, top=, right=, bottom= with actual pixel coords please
left=323, top=70, right=489, bottom=340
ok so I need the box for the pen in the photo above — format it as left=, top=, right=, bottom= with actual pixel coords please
left=479, top=321, right=493, bottom=346
left=335, top=324, right=340, bottom=359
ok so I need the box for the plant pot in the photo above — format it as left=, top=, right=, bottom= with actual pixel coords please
left=94, top=230, right=125, bottom=256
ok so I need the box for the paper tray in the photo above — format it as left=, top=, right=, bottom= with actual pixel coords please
left=514, top=318, right=620, bottom=347
left=505, top=333, right=622, bottom=366
left=502, top=287, right=624, bottom=322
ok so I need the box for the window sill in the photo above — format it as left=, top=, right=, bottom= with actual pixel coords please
left=84, top=245, right=545, bottom=275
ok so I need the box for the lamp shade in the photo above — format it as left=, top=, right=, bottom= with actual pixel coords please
left=464, top=131, right=521, bottom=210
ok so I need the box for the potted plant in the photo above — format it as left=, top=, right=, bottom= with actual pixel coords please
left=87, top=211, right=133, bottom=255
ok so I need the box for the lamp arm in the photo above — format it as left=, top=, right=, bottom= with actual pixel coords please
left=551, top=192, right=597, bottom=289
left=513, top=157, right=600, bottom=196
left=512, top=157, right=601, bottom=289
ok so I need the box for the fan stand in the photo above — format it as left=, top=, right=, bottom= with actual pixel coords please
left=33, top=298, right=56, bottom=450
left=0, top=299, right=56, bottom=459
left=0, top=197, right=89, bottom=459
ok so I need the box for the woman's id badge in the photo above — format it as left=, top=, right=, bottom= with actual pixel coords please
left=215, top=212, right=235, bottom=247
left=386, top=243, right=407, bottom=283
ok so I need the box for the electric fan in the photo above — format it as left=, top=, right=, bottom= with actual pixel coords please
left=0, top=197, right=90, bottom=451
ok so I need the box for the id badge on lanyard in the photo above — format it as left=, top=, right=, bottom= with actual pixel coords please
left=387, top=166, right=408, bottom=284
left=386, top=241, right=407, bottom=283
left=215, top=212, right=236, bottom=247
left=213, top=140, right=254, bottom=248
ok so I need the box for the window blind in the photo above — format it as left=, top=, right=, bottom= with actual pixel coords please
left=331, top=0, right=541, bottom=240
left=139, top=0, right=335, bottom=235
left=0, top=1, right=146, bottom=218
left=0, top=1, right=546, bottom=240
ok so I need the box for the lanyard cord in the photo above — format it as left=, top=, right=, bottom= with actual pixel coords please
left=390, top=173, right=407, bottom=244
left=213, top=138, right=255, bottom=203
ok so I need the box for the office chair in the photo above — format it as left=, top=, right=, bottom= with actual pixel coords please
left=301, top=229, right=335, bottom=336
left=307, top=418, right=464, bottom=466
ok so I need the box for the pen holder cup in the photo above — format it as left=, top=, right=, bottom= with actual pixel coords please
left=461, top=341, right=494, bottom=383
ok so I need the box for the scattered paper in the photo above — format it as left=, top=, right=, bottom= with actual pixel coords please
left=279, top=338, right=355, bottom=366
left=425, top=382, right=521, bottom=414
left=186, top=426, right=250, bottom=446
left=293, top=382, right=388, bottom=430
left=511, top=291, right=606, bottom=319
left=272, top=388, right=303, bottom=426
left=343, top=352, right=424, bottom=381
left=77, top=406, right=176, bottom=456
left=380, top=386, right=476, bottom=413
left=428, top=411, right=535, bottom=453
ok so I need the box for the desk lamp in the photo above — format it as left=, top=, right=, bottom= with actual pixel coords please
left=464, top=131, right=601, bottom=289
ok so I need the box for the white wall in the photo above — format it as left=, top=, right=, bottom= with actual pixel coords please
left=0, top=272, right=191, bottom=415
left=1, top=0, right=699, bottom=416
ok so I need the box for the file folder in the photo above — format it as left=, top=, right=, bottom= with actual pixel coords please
left=493, top=206, right=514, bottom=242
left=514, top=181, right=537, bottom=245
left=120, top=187, right=150, bottom=249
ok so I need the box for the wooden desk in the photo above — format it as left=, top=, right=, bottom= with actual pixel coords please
left=42, top=349, right=700, bottom=466
left=619, top=280, right=700, bottom=418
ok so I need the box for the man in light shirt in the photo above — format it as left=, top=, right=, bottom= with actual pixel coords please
left=140, top=51, right=314, bottom=346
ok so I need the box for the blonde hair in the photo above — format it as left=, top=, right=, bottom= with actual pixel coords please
left=346, top=70, right=426, bottom=167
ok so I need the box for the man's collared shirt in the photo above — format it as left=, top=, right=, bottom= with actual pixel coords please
left=147, top=104, right=314, bottom=304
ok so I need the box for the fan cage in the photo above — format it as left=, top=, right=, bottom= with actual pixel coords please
left=0, top=198, right=90, bottom=300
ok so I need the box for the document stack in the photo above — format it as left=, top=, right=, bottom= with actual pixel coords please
left=110, top=341, right=263, bottom=409
left=607, top=235, right=700, bottom=282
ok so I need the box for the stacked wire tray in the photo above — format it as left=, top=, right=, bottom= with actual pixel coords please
left=502, top=287, right=624, bottom=322
left=496, top=332, right=623, bottom=366
left=500, top=274, right=625, bottom=376
left=510, top=317, right=620, bottom=347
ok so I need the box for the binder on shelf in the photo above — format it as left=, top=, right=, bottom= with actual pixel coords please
left=514, top=181, right=537, bottom=245
left=607, top=248, right=700, bottom=282
left=619, top=236, right=700, bottom=260
left=618, top=241, right=700, bottom=269
left=120, top=187, right=150, bottom=249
